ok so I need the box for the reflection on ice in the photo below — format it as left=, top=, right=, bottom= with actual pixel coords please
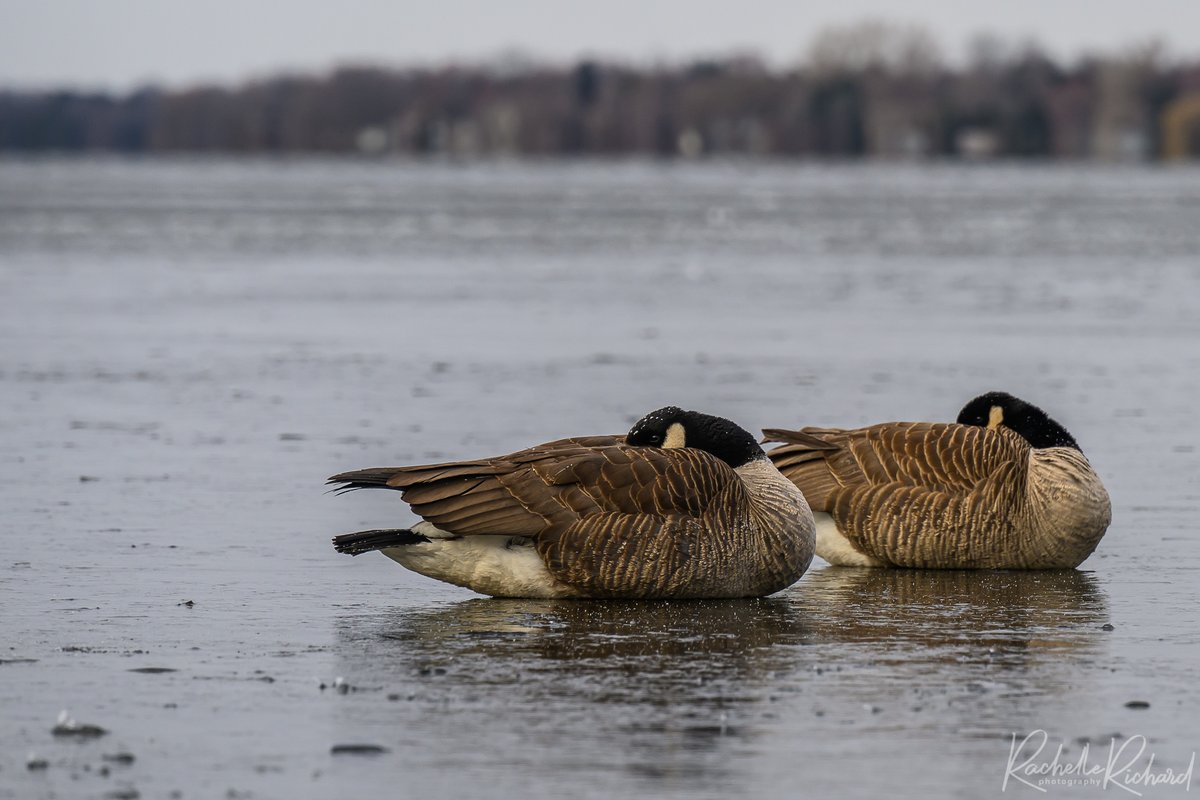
left=329, top=568, right=1110, bottom=792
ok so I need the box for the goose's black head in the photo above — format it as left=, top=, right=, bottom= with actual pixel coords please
left=956, top=392, right=1080, bottom=450
left=626, top=406, right=765, bottom=468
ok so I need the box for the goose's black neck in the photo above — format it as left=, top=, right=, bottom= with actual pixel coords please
left=627, top=406, right=765, bottom=467
left=956, top=391, right=1080, bottom=450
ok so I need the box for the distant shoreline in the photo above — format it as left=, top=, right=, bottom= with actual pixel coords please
left=3, top=49, right=1199, bottom=161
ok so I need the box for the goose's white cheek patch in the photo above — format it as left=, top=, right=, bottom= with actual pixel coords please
left=663, top=422, right=687, bottom=449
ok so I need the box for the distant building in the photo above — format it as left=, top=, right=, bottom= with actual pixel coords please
left=1044, top=80, right=1094, bottom=159
left=863, top=79, right=936, bottom=158
left=677, top=128, right=703, bottom=158
left=1158, top=66, right=1200, bottom=160
left=1161, top=94, right=1200, bottom=159
left=1091, top=60, right=1151, bottom=161
left=355, top=126, right=388, bottom=155
left=956, top=127, right=999, bottom=159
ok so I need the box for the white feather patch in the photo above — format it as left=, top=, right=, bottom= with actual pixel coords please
left=813, top=512, right=883, bottom=567
left=382, top=529, right=574, bottom=598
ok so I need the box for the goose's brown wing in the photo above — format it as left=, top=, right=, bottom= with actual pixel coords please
left=531, top=447, right=749, bottom=597
left=764, top=422, right=1027, bottom=506
left=328, top=435, right=738, bottom=539
left=765, top=422, right=1030, bottom=566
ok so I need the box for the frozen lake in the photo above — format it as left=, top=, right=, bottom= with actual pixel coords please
left=1, top=158, right=1198, bottom=798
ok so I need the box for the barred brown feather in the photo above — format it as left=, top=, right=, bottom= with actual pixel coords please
left=765, top=422, right=1110, bottom=569
left=329, top=435, right=815, bottom=598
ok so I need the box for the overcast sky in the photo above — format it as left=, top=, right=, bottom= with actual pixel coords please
left=2, top=0, right=1198, bottom=91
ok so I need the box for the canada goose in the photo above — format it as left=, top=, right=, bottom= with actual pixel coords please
left=763, top=392, right=1111, bottom=569
left=329, top=407, right=816, bottom=599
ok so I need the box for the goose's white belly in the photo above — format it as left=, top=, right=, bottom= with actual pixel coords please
left=382, top=523, right=576, bottom=598
left=814, top=512, right=883, bottom=567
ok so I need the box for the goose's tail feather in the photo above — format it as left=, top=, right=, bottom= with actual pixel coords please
left=760, top=428, right=841, bottom=449
left=332, top=528, right=431, bottom=556
left=326, top=468, right=407, bottom=494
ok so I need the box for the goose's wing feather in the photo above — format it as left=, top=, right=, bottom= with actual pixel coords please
left=530, top=447, right=746, bottom=596
left=537, top=508, right=715, bottom=597
left=765, top=422, right=1027, bottom=507
left=328, top=435, right=739, bottom=540
left=766, top=422, right=1030, bottom=565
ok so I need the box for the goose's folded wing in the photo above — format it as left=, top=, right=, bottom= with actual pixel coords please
left=766, top=422, right=1029, bottom=565
left=530, top=448, right=749, bottom=595
left=536, top=511, right=709, bottom=597
left=327, top=437, right=738, bottom=538
left=764, top=422, right=1029, bottom=508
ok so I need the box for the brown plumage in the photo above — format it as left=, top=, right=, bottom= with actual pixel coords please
left=763, top=394, right=1111, bottom=569
left=330, top=409, right=815, bottom=599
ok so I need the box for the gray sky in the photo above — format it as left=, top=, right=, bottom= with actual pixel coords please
left=2, top=0, right=1197, bottom=91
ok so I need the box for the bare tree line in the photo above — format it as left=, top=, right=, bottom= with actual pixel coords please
left=3, top=24, right=1199, bottom=159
